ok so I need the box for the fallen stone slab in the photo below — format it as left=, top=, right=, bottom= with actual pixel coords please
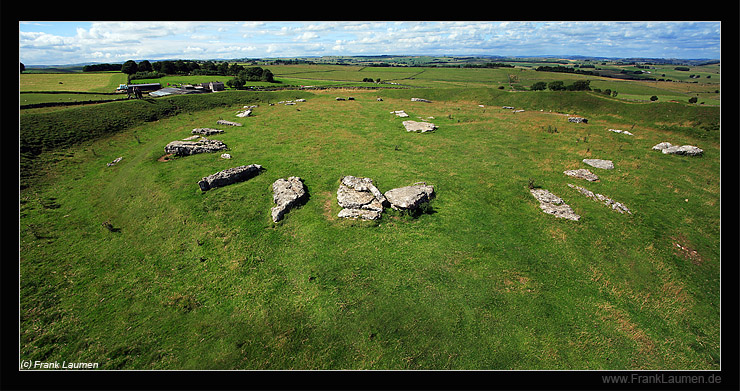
left=197, top=164, right=263, bottom=191
left=236, top=109, right=252, bottom=118
left=563, top=168, right=599, bottom=182
left=512, top=109, right=525, bottom=113
left=652, top=142, right=703, bottom=156
left=107, top=157, right=122, bottom=167
left=337, top=176, right=386, bottom=220
left=582, top=159, right=614, bottom=170
left=217, top=120, right=242, bottom=127
left=568, top=117, right=588, bottom=123
left=411, top=98, right=432, bottom=103
left=183, top=135, right=201, bottom=141
left=384, top=182, right=435, bottom=211
left=568, top=184, right=631, bottom=214
left=530, top=188, right=580, bottom=221
left=164, top=139, right=227, bottom=156
left=607, top=128, right=633, bottom=136
left=402, top=120, right=437, bottom=133
left=502, top=106, right=515, bottom=109
left=271, top=176, right=307, bottom=222
left=391, top=110, right=409, bottom=118
left=192, top=128, right=224, bottom=136
left=338, top=208, right=381, bottom=220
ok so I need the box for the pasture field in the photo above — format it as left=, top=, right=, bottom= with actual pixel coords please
left=19, top=83, right=720, bottom=374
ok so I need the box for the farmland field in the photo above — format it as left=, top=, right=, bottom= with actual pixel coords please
left=18, top=63, right=721, bottom=376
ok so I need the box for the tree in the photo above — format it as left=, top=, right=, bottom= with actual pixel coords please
left=650, top=95, right=658, bottom=101
left=530, top=81, right=547, bottom=91
left=138, top=60, right=153, bottom=73
left=688, top=97, right=698, bottom=104
left=20, top=62, right=25, bottom=73
left=121, top=60, right=138, bottom=82
left=548, top=81, right=566, bottom=91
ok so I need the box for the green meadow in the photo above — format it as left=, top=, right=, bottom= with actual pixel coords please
left=19, top=65, right=720, bottom=371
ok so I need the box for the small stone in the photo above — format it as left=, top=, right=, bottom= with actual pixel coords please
left=568, top=117, right=588, bottom=123
left=411, top=98, right=432, bottom=103
left=217, top=120, right=242, bottom=127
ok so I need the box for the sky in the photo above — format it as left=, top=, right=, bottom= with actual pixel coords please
left=18, top=21, right=721, bottom=66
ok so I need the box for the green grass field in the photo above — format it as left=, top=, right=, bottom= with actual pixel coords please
left=18, top=66, right=720, bottom=372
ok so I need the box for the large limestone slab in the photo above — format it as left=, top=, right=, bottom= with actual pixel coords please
left=384, top=182, right=435, bottom=211
left=217, top=119, right=242, bottom=127
left=271, top=176, right=307, bottom=222
left=582, top=159, right=614, bottom=170
left=192, top=128, right=224, bottom=136
left=530, top=188, right=580, bottom=221
left=164, top=139, right=227, bottom=156
left=567, top=184, right=632, bottom=214
left=402, top=120, right=437, bottom=133
left=563, top=168, right=599, bottom=182
left=652, top=142, right=703, bottom=156
left=197, top=164, right=263, bottom=191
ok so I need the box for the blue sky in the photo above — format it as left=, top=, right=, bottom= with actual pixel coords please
left=18, top=21, right=721, bottom=65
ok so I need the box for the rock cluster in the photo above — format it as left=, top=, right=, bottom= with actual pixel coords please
left=271, top=177, right=307, bottom=222
left=568, top=117, right=588, bottom=123
left=582, top=159, right=614, bottom=170
left=197, top=164, right=263, bottom=191
left=336, top=176, right=386, bottom=220
left=164, top=139, right=227, bottom=156
left=567, top=184, right=631, bottom=214
left=192, top=128, right=224, bottom=136
left=652, top=142, right=703, bottom=156
left=530, top=188, right=580, bottom=221
left=563, top=168, right=599, bottom=182
left=402, top=120, right=437, bottom=133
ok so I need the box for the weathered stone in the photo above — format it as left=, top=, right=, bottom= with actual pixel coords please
left=568, top=117, right=588, bottom=123
left=568, top=184, right=631, bottom=214
left=391, top=110, right=409, bottom=118
left=107, top=157, right=122, bottom=167
left=402, top=120, right=437, bottom=133
left=652, top=142, right=674, bottom=151
left=607, top=128, right=633, bottom=136
left=502, top=106, right=515, bottom=109
left=183, top=135, right=201, bottom=140
left=220, top=153, right=231, bottom=159
left=217, top=120, right=242, bottom=127
left=563, top=168, right=599, bottom=182
left=411, top=98, right=432, bottom=103
left=197, top=164, right=263, bottom=191
left=337, top=176, right=386, bottom=220
left=530, top=188, right=580, bottom=221
left=512, top=109, right=525, bottom=113
left=236, top=109, right=252, bottom=118
left=338, top=208, right=381, bottom=220
left=271, top=176, right=307, bottom=222
left=653, top=142, right=703, bottom=156
left=530, top=189, right=581, bottom=221
left=384, top=182, right=435, bottom=211
left=582, top=159, right=614, bottom=170
left=336, top=97, right=345, bottom=101
left=192, top=128, right=224, bottom=136
left=164, top=139, right=227, bottom=156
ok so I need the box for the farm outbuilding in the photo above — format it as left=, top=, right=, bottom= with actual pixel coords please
left=201, top=81, right=225, bottom=91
